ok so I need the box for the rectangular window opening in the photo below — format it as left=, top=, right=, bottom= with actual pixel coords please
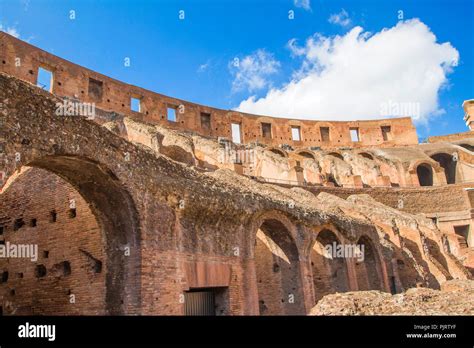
left=320, top=127, right=330, bottom=142
left=131, top=97, right=141, bottom=113
left=381, top=126, right=392, bottom=141
left=37, top=67, right=53, bottom=92
left=231, top=123, right=241, bottom=144
left=200, top=112, right=211, bottom=130
left=88, top=78, right=103, bottom=101
left=261, top=123, right=272, bottom=139
left=167, top=107, right=177, bottom=122
left=350, top=128, right=360, bottom=142
left=291, top=126, right=301, bottom=141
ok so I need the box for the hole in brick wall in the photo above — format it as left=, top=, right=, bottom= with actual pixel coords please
left=2, top=60, right=6, bottom=64
left=57, top=81, right=62, bottom=86
left=56, top=261, right=71, bottom=276
left=68, top=208, right=76, bottom=218
left=17, top=273, right=23, bottom=279
left=107, top=99, right=110, bottom=102
left=1, top=271, right=9, bottom=283
left=49, top=210, right=57, bottom=223
left=0, top=225, right=4, bottom=235
left=13, top=218, right=25, bottom=231
left=35, top=265, right=47, bottom=278
left=0, top=241, right=5, bottom=245
left=43, top=251, right=49, bottom=259
left=272, top=263, right=280, bottom=273
left=28, top=69, right=34, bottom=74
left=30, top=218, right=37, bottom=227
left=79, top=249, right=103, bottom=273
left=10, top=289, right=15, bottom=296
left=94, top=260, right=103, bottom=273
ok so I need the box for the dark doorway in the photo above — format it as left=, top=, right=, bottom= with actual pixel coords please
left=184, top=287, right=229, bottom=316
left=417, top=164, right=433, bottom=186
left=454, top=225, right=470, bottom=248
left=431, top=153, right=457, bottom=184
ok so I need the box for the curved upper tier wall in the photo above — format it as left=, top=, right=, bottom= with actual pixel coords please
left=0, top=33, right=419, bottom=148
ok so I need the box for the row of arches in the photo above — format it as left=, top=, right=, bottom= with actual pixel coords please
left=269, top=143, right=466, bottom=187
left=416, top=152, right=460, bottom=186
left=270, top=147, right=463, bottom=187
left=253, top=216, right=386, bottom=314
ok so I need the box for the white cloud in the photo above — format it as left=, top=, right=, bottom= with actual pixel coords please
left=294, top=0, right=311, bottom=11
left=229, top=49, right=280, bottom=93
left=236, top=19, right=459, bottom=124
left=0, top=23, right=20, bottom=38
left=328, top=9, right=351, bottom=27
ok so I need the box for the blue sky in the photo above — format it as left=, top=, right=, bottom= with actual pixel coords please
left=1, top=0, right=473, bottom=139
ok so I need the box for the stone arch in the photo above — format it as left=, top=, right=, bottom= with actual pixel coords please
left=416, top=163, right=434, bottom=186
left=250, top=211, right=305, bottom=315
left=268, top=147, right=288, bottom=158
left=458, top=143, right=474, bottom=152
left=354, top=235, right=384, bottom=291
left=2, top=155, right=141, bottom=315
left=358, top=152, right=374, bottom=160
left=430, top=152, right=458, bottom=184
left=296, top=150, right=316, bottom=160
left=310, top=228, right=350, bottom=303
left=326, top=152, right=344, bottom=160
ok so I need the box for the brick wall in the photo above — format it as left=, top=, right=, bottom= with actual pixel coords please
left=0, top=32, right=419, bottom=149
left=0, top=168, right=106, bottom=315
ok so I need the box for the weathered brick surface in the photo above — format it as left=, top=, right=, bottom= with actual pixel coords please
left=0, top=41, right=472, bottom=316
left=0, top=32, right=419, bottom=149
left=0, top=168, right=105, bottom=315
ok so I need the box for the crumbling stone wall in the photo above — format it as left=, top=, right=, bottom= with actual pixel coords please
left=0, top=64, right=471, bottom=316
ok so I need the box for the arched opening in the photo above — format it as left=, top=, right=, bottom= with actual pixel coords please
left=354, top=235, right=383, bottom=291
left=327, top=152, right=344, bottom=160
left=297, top=151, right=315, bottom=160
left=459, top=143, right=474, bottom=152
left=430, top=153, right=457, bottom=184
left=359, top=152, right=374, bottom=160
left=254, top=218, right=304, bottom=315
left=0, top=156, right=141, bottom=315
left=311, top=229, right=349, bottom=303
left=416, top=164, right=433, bottom=186
left=269, top=148, right=286, bottom=158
